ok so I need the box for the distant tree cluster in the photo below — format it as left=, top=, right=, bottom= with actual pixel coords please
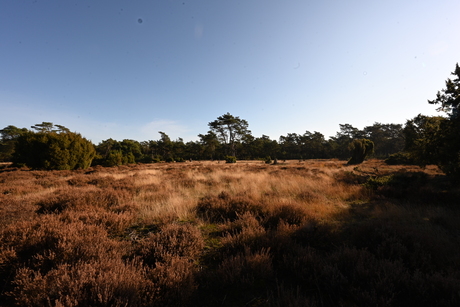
left=0, top=125, right=28, bottom=161
left=277, top=123, right=403, bottom=161
left=384, top=63, right=460, bottom=178
left=3, top=122, right=95, bottom=170
left=0, top=117, right=403, bottom=169
left=391, top=63, right=460, bottom=177
left=2, top=63, right=459, bottom=175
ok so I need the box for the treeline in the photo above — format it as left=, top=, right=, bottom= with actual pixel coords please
left=1, top=63, right=459, bottom=176
left=0, top=121, right=403, bottom=167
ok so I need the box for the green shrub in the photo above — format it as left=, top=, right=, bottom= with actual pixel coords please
left=225, top=156, right=237, bottom=163
left=152, top=155, right=162, bottom=163
left=364, top=175, right=394, bottom=190
left=385, top=152, right=417, bottom=165
left=165, top=156, right=175, bottom=163
left=347, top=139, right=374, bottom=165
left=139, top=155, right=162, bottom=163
left=104, top=150, right=124, bottom=167
left=363, top=173, right=425, bottom=190
left=12, top=131, right=95, bottom=170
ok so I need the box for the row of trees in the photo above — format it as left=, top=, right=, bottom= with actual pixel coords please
left=0, top=117, right=403, bottom=168
left=1, top=63, right=458, bottom=175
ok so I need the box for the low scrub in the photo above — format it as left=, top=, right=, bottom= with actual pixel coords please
left=1, top=160, right=459, bottom=306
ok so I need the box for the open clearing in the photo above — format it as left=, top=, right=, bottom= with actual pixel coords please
left=1, top=160, right=459, bottom=306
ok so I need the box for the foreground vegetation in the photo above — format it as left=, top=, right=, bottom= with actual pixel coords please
left=1, top=160, right=459, bottom=306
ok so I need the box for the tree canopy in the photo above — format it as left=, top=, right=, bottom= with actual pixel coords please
left=11, top=122, right=95, bottom=170
left=0, top=125, right=28, bottom=161
left=208, top=113, right=251, bottom=157
left=428, top=63, right=460, bottom=118
left=425, top=63, right=460, bottom=177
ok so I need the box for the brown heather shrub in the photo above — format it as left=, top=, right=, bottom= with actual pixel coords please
left=0, top=184, right=42, bottom=196
left=59, top=208, right=136, bottom=236
left=0, top=169, right=42, bottom=196
left=85, top=176, right=115, bottom=188
left=133, top=224, right=205, bottom=306
left=196, top=191, right=264, bottom=223
left=35, top=188, right=134, bottom=214
left=217, top=246, right=273, bottom=287
left=0, top=169, right=33, bottom=183
left=0, top=216, right=124, bottom=272
left=11, top=259, right=154, bottom=307
left=275, top=244, right=407, bottom=306
left=326, top=246, right=460, bottom=306
left=219, top=212, right=267, bottom=252
left=262, top=203, right=307, bottom=229
left=135, top=223, right=204, bottom=266
left=66, top=174, right=91, bottom=187
left=195, top=245, right=275, bottom=306
left=109, top=177, right=141, bottom=194
left=146, top=257, right=198, bottom=306
left=329, top=246, right=408, bottom=306
left=2, top=217, right=204, bottom=306
left=276, top=241, right=322, bottom=281
left=267, top=283, right=317, bottom=307
left=0, top=215, right=138, bottom=306
left=0, top=196, right=36, bottom=227
left=32, top=170, right=72, bottom=189
left=347, top=217, right=460, bottom=272
left=291, top=218, right=342, bottom=251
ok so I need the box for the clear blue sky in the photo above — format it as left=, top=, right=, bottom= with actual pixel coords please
left=1, top=0, right=459, bottom=144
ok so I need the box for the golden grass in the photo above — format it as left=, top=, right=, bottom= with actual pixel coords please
left=1, top=159, right=459, bottom=306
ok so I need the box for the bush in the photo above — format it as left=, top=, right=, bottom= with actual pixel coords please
left=135, top=223, right=204, bottom=266
left=196, top=192, right=263, bottom=223
left=364, top=175, right=394, bottom=190
left=12, top=131, right=95, bottom=170
left=225, top=156, right=237, bottom=163
left=165, top=156, right=175, bottom=163
left=104, top=150, right=124, bottom=167
left=139, top=155, right=162, bottom=163
left=385, top=152, right=417, bottom=165
left=348, top=139, right=374, bottom=165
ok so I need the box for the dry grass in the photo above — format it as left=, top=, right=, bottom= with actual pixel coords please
left=1, top=160, right=459, bottom=306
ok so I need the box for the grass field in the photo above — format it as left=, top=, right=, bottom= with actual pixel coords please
left=1, top=160, right=459, bottom=306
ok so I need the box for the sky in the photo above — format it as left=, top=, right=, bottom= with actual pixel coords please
left=1, top=0, right=459, bottom=144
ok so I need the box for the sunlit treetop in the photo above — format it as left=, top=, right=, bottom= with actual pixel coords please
left=429, top=63, right=460, bottom=118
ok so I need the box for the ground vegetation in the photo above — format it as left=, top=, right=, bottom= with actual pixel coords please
left=1, top=160, right=459, bottom=306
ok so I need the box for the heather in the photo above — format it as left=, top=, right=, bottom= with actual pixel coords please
left=1, top=160, right=459, bottom=306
